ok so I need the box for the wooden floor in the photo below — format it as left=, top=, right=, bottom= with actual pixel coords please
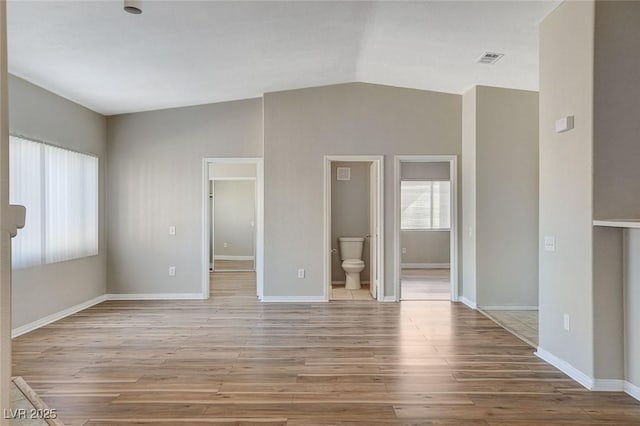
left=213, top=259, right=254, bottom=271
left=11, top=272, right=640, bottom=425
left=401, top=268, right=450, bottom=300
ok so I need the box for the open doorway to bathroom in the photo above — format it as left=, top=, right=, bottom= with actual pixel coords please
left=324, top=156, right=384, bottom=301
left=202, top=158, right=264, bottom=300
left=394, top=156, right=458, bottom=301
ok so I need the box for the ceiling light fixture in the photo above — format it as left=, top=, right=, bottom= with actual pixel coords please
left=124, top=0, right=142, bottom=15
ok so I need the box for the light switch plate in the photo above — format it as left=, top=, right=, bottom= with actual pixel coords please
left=544, top=236, right=556, bottom=252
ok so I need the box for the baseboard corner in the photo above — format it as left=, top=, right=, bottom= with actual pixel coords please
left=535, top=346, right=594, bottom=389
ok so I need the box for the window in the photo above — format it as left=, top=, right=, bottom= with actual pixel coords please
left=401, top=180, right=451, bottom=230
left=10, top=135, right=98, bottom=269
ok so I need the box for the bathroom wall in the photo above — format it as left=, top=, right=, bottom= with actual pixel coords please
left=331, top=161, right=370, bottom=283
left=400, top=161, right=450, bottom=267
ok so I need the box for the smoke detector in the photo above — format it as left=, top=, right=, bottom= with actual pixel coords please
left=124, top=0, right=142, bottom=14
left=477, top=52, right=504, bottom=65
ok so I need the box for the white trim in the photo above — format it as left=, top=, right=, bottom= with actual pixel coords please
left=11, top=295, right=107, bottom=338
left=535, top=347, right=594, bottom=389
left=479, top=305, right=538, bottom=311
left=323, top=155, right=384, bottom=302
left=214, top=255, right=254, bottom=261
left=459, top=296, right=477, bottom=310
left=394, top=155, right=458, bottom=303
left=262, top=296, right=327, bottom=303
left=401, top=263, right=450, bottom=269
left=202, top=158, right=264, bottom=300
left=625, top=381, right=640, bottom=401
left=106, top=293, right=205, bottom=300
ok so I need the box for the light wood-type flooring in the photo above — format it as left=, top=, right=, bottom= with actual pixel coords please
left=401, top=268, right=450, bottom=300
left=213, top=259, right=254, bottom=271
left=11, top=271, right=640, bottom=424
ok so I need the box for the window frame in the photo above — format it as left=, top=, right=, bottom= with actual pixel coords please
left=400, top=179, right=451, bottom=232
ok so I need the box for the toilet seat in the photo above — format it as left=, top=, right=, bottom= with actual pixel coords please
left=342, top=259, right=364, bottom=268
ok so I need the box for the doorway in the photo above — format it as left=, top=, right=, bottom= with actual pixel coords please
left=324, top=156, right=384, bottom=301
left=202, top=158, right=264, bottom=300
left=394, top=156, right=458, bottom=301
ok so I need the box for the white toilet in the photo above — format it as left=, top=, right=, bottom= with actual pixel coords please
left=338, top=237, right=365, bottom=290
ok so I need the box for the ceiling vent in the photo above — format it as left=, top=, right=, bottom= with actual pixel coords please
left=477, top=52, right=504, bottom=65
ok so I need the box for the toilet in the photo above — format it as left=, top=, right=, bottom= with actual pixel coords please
left=338, top=237, right=365, bottom=290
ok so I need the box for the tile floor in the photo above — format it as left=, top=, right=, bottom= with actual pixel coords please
left=9, top=382, right=47, bottom=426
left=331, top=283, right=374, bottom=300
left=481, top=309, right=539, bottom=347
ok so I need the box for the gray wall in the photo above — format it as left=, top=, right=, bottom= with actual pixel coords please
left=591, top=0, right=640, bottom=383
left=462, top=85, right=539, bottom=308
left=9, top=75, right=107, bottom=328
left=625, top=229, right=640, bottom=388
left=476, top=86, right=539, bottom=307
left=400, top=161, right=450, bottom=266
left=330, top=161, right=370, bottom=282
left=213, top=180, right=255, bottom=257
left=107, top=98, right=262, bottom=294
left=400, top=231, right=449, bottom=265
left=263, top=82, right=461, bottom=298
left=539, top=0, right=595, bottom=376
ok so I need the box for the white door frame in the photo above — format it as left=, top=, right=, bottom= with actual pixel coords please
left=394, top=155, right=458, bottom=302
left=202, top=158, right=264, bottom=300
left=210, top=177, right=257, bottom=272
left=323, top=155, right=384, bottom=302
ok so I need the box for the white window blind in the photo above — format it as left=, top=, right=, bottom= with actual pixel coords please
left=401, top=180, right=451, bottom=230
left=10, top=135, right=98, bottom=269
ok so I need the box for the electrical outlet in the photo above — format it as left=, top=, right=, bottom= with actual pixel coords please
left=297, top=268, right=305, bottom=279
left=563, top=313, right=570, bottom=331
left=402, top=247, right=407, bottom=254
left=223, top=242, right=228, bottom=248
left=169, top=225, right=176, bottom=235
left=169, top=266, right=176, bottom=276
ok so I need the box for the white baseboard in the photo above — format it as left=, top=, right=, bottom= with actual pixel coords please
left=262, top=296, right=327, bottom=302
left=214, top=255, right=254, bottom=261
left=459, top=296, right=477, bottom=309
left=479, top=305, right=539, bottom=311
left=12, top=294, right=108, bottom=338
left=401, top=263, right=450, bottom=269
left=625, top=381, right=640, bottom=401
left=592, top=379, right=625, bottom=391
left=106, top=293, right=205, bottom=300
left=535, top=347, right=594, bottom=389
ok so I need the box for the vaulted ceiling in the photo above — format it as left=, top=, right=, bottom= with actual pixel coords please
left=7, top=1, right=559, bottom=115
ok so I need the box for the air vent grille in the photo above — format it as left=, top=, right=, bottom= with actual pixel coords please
left=477, top=52, right=504, bottom=65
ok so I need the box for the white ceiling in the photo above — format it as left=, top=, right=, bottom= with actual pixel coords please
left=7, top=1, right=559, bottom=116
